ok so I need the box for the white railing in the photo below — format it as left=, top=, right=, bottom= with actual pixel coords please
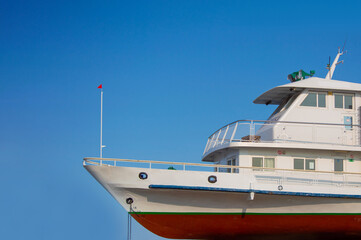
left=83, top=157, right=361, bottom=189
left=204, top=120, right=361, bottom=155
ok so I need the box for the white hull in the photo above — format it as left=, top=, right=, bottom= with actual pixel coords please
left=85, top=165, right=361, bottom=214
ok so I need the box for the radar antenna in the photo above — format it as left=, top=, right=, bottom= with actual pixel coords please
left=325, top=47, right=346, bottom=80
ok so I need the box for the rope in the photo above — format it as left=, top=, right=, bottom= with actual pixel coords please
left=127, top=204, right=138, bottom=240
left=127, top=205, right=134, bottom=240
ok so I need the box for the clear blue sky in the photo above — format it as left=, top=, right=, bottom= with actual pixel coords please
left=2, top=0, right=361, bottom=239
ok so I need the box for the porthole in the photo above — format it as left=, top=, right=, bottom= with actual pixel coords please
left=208, top=175, right=217, bottom=183
left=139, top=172, right=148, bottom=180
left=126, top=198, right=134, bottom=204
left=278, top=185, right=283, bottom=191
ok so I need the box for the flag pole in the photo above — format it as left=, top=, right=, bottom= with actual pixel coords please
left=100, top=89, right=103, bottom=164
left=98, top=84, right=103, bottom=165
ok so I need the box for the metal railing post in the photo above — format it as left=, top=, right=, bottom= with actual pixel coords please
left=230, top=122, right=238, bottom=142
left=221, top=125, right=229, bottom=144
left=206, top=135, right=214, bottom=153
left=250, top=120, right=254, bottom=141
left=212, top=130, right=222, bottom=148
left=203, top=138, right=210, bottom=155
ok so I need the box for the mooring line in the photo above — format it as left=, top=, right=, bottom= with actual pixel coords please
left=127, top=205, right=132, bottom=240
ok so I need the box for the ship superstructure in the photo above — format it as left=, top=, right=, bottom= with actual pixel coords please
left=84, top=49, right=361, bottom=239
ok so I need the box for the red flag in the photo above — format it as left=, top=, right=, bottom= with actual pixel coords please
left=97, top=84, right=102, bottom=89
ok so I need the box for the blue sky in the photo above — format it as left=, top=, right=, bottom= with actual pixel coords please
left=2, top=0, right=361, bottom=239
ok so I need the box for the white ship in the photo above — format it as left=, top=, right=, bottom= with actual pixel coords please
left=84, top=49, right=361, bottom=239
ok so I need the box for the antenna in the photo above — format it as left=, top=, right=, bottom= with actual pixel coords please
left=342, top=38, right=347, bottom=53
left=325, top=47, right=345, bottom=80
left=326, top=56, right=331, bottom=70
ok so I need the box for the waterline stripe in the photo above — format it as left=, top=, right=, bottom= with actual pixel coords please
left=130, top=212, right=361, bottom=215
left=149, top=184, right=361, bottom=199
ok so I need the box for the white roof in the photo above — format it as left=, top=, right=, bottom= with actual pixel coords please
left=254, top=77, right=361, bottom=105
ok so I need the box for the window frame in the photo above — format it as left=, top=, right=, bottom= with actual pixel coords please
left=334, top=93, right=354, bottom=110
left=334, top=158, right=344, bottom=172
left=293, top=158, right=316, bottom=171
left=305, top=159, right=316, bottom=170
left=226, top=156, right=238, bottom=173
left=300, top=92, right=327, bottom=108
left=344, top=95, right=353, bottom=109
left=294, top=158, right=305, bottom=170
left=252, top=156, right=275, bottom=170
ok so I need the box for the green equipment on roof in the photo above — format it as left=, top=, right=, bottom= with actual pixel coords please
left=288, top=70, right=315, bottom=82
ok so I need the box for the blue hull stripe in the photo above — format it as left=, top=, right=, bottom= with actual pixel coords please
left=149, top=184, right=361, bottom=199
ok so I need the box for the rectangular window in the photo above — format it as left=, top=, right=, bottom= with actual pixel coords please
left=335, top=94, right=343, bottom=108
left=318, top=93, right=326, bottom=107
left=305, top=159, right=315, bottom=170
left=264, top=158, right=275, bottom=168
left=294, top=158, right=315, bottom=170
left=232, top=158, right=236, bottom=166
left=252, top=157, right=275, bottom=170
left=345, top=95, right=353, bottom=109
left=252, top=157, right=263, bottom=168
left=226, top=157, right=238, bottom=173
left=226, top=160, right=232, bottom=173
left=300, top=92, right=326, bottom=108
left=294, top=158, right=304, bottom=170
left=335, top=94, right=353, bottom=109
left=231, top=158, right=238, bottom=173
left=334, top=159, right=344, bottom=172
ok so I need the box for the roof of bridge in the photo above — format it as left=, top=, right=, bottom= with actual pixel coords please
left=254, top=77, right=361, bottom=105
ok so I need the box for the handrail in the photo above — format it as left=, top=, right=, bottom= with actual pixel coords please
left=83, top=157, right=361, bottom=176
left=203, top=119, right=361, bottom=155
left=208, top=119, right=361, bottom=138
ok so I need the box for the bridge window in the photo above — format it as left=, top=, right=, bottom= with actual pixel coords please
left=300, top=92, right=326, bottom=108
left=345, top=95, right=353, bottom=109
left=318, top=93, right=326, bottom=107
left=269, top=94, right=299, bottom=119
left=294, top=158, right=315, bottom=170
left=301, top=93, right=316, bottom=106
left=335, top=94, right=353, bottom=109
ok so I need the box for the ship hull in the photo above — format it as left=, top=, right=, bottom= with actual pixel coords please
left=125, top=188, right=361, bottom=239
left=131, top=213, right=361, bottom=239
left=85, top=165, right=361, bottom=239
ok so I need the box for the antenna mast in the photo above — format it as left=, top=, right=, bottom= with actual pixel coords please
left=325, top=47, right=345, bottom=80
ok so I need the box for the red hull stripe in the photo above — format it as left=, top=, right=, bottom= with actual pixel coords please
left=131, top=213, right=361, bottom=239
left=132, top=212, right=361, bottom=215
left=149, top=184, right=361, bottom=199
